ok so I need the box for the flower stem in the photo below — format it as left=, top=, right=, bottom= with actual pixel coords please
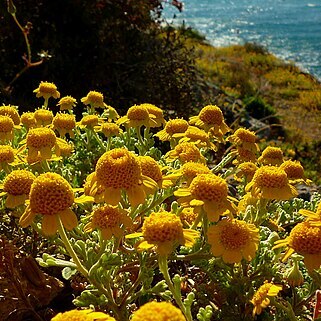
left=158, top=255, right=193, bottom=321
left=57, top=216, right=89, bottom=278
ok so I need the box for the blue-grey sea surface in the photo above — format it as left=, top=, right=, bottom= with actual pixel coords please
left=163, top=0, right=321, bottom=79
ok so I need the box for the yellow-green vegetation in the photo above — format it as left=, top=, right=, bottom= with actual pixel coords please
left=193, top=41, right=321, bottom=142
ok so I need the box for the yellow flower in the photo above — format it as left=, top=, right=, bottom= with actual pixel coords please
left=1, top=170, right=35, bottom=208
left=33, top=81, right=60, bottom=100
left=0, top=115, right=15, bottom=142
left=81, top=91, right=106, bottom=109
left=79, top=115, right=100, bottom=129
left=55, top=140, right=74, bottom=157
left=175, top=173, right=237, bottom=222
left=154, top=118, right=189, bottom=141
left=103, top=105, right=120, bottom=122
left=127, top=211, right=199, bottom=256
left=21, top=112, right=36, bottom=129
left=57, top=95, right=77, bottom=110
left=131, top=301, right=186, bottom=321
left=258, top=146, right=284, bottom=166
left=84, top=205, right=132, bottom=239
left=280, top=160, right=310, bottom=184
left=250, top=281, right=282, bottom=316
left=96, top=122, right=122, bottom=138
left=207, top=218, right=259, bottom=263
left=245, top=165, right=298, bottom=200
left=51, top=309, right=115, bottom=321
left=177, top=126, right=217, bottom=150
left=273, top=221, right=321, bottom=272
left=189, top=105, right=230, bottom=134
left=52, top=113, right=76, bottom=137
left=227, top=128, right=259, bottom=153
left=85, top=148, right=158, bottom=206
left=238, top=192, right=259, bottom=213
left=180, top=207, right=199, bottom=226
left=137, top=155, right=176, bottom=188
left=26, top=127, right=57, bottom=160
left=19, top=172, right=77, bottom=236
left=0, top=105, right=20, bottom=125
left=235, top=146, right=257, bottom=163
left=34, top=109, right=54, bottom=127
left=143, top=103, right=166, bottom=127
left=117, top=104, right=157, bottom=128
left=174, top=161, right=211, bottom=186
left=299, top=201, right=321, bottom=224
left=235, top=162, right=258, bottom=181
left=165, top=142, right=206, bottom=163
left=0, top=145, right=18, bottom=172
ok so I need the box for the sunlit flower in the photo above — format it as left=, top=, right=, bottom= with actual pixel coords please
left=189, top=105, right=230, bottom=135
left=258, top=146, right=284, bottom=166
left=57, top=95, right=77, bottom=111
left=154, top=118, right=189, bottom=141
left=34, top=109, right=54, bottom=127
left=180, top=207, right=199, bottom=226
left=235, top=146, right=257, bottom=163
left=21, top=112, right=36, bottom=129
left=26, top=127, right=57, bottom=161
left=238, top=192, right=259, bottom=213
left=19, top=172, right=77, bottom=236
left=273, top=221, right=321, bottom=272
left=0, top=115, right=14, bottom=142
left=52, top=113, right=76, bottom=137
left=245, top=165, right=298, bottom=200
left=227, top=128, right=259, bottom=153
left=177, top=126, right=217, bottom=150
left=207, top=218, right=259, bottom=263
left=175, top=173, right=237, bottom=222
left=165, top=142, right=206, bottom=163
left=137, top=155, right=176, bottom=188
left=79, top=115, right=100, bottom=129
left=0, top=105, right=20, bottom=125
left=127, top=211, right=199, bottom=256
left=143, top=103, right=166, bottom=127
left=250, top=281, right=282, bottom=316
left=299, top=201, right=321, bottom=224
left=234, top=162, right=258, bottom=182
left=131, top=301, right=186, bottom=321
left=81, top=91, right=106, bottom=109
left=84, top=205, right=132, bottom=240
left=33, top=81, right=60, bottom=100
left=117, top=104, right=157, bottom=128
left=96, top=122, right=122, bottom=138
left=103, top=105, right=120, bottom=122
left=51, top=309, right=115, bottom=321
left=0, top=170, right=36, bottom=208
left=85, top=148, right=158, bottom=206
left=280, top=160, right=310, bottom=184
left=55, top=140, right=74, bottom=157
left=0, top=145, right=18, bottom=172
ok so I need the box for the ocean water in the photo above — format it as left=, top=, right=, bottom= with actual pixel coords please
left=163, top=0, right=321, bottom=79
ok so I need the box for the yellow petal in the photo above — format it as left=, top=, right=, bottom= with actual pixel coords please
left=104, top=188, right=122, bottom=206
left=19, top=206, right=36, bottom=228
left=127, top=186, right=146, bottom=207
left=101, top=228, right=113, bottom=240
left=59, top=208, right=78, bottom=230
left=5, top=194, right=27, bottom=209
left=42, top=215, right=58, bottom=236
left=75, top=195, right=95, bottom=204
left=174, top=188, right=191, bottom=197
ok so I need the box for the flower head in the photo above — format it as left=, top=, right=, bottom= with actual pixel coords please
left=273, top=221, right=321, bottom=272
left=280, top=160, right=309, bottom=184
left=21, top=112, right=36, bottom=129
left=34, top=109, right=53, bottom=127
left=128, top=211, right=198, bottom=256
left=227, top=128, right=259, bottom=153
left=165, top=142, right=206, bottom=163
left=0, top=115, right=14, bottom=142
left=235, top=147, right=257, bottom=163
left=0, top=145, right=17, bottom=172
left=19, top=172, right=77, bottom=236
left=51, top=309, right=115, bottom=321
left=175, top=173, right=237, bottom=222
left=79, top=115, right=99, bottom=129
left=250, top=281, right=282, bottom=316
left=33, top=81, right=60, bottom=100
left=258, top=146, right=284, bottom=166
left=131, top=301, right=186, bottom=321
left=245, top=165, right=298, bottom=200
left=81, top=91, right=106, bottom=109
left=117, top=104, right=157, bottom=128
left=177, top=161, right=211, bottom=186
left=0, top=105, right=20, bottom=125
left=84, top=205, right=132, bottom=239
left=86, top=148, right=158, bottom=206
left=2, top=170, right=36, bottom=208
left=52, top=113, right=76, bottom=137
left=26, top=127, right=57, bottom=160
left=55, top=140, right=74, bottom=157
left=97, top=122, right=122, bottom=138
left=143, top=103, right=165, bottom=127
left=189, top=105, right=230, bottom=134
left=103, top=105, right=120, bottom=122
left=235, top=162, right=258, bottom=181
left=57, top=95, right=77, bottom=111
left=154, top=118, right=189, bottom=141
left=207, top=218, right=259, bottom=263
